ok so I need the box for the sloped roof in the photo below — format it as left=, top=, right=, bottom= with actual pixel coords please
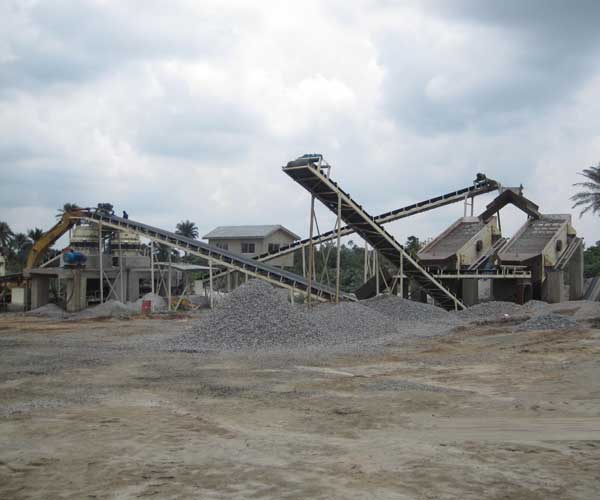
left=203, top=225, right=300, bottom=240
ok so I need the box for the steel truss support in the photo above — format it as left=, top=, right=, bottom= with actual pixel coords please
left=75, top=214, right=346, bottom=302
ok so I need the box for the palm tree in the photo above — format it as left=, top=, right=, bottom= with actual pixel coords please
left=175, top=220, right=199, bottom=239
left=572, top=163, right=600, bottom=217
left=11, top=233, right=32, bottom=266
left=0, top=221, right=13, bottom=251
left=56, top=202, right=80, bottom=219
left=27, top=228, right=45, bottom=243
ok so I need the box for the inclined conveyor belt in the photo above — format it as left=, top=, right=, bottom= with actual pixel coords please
left=254, top=174, right=498, bottom=262
left=77, top=211, right=353, bottom=302
left=203, top=174, right=499, bottom=285
left=282, top=161, right=465, bottom=310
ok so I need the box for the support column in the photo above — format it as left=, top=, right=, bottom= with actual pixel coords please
left=209, top=258, right=214, bottom=309
left=307, top=195, right=315, bottom=308
left=65, top=269, right=84, bottom=312
left=30, top=275, right=50, bottom=310
left=399, top=252, right=404, bottom=298
left=335, top=192, right=342, bottom=304
left=364, top=243, right=368, bottom=282
left=168, top=251, right=172, bottom=311
left=150, top=240, right=155, bottom=295
left=98, top=223, right=103, bottom=304
left=375, top=252, right=379, bottom=296
left=118, top=230, right=124, bottom=302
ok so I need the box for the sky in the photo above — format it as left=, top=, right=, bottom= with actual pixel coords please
left=1, top=0, right=599, bottom=248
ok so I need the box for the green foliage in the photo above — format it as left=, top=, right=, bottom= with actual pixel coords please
left=27, top=228, right=44, bottom=242
left=56, top=202, right=80, bottom=219
left=584, top=241, right=600, bottom=278
left=175, top=220, right=199, bottom=239
left=0, top=221, right=13, bottom=253
left=404, top=235, right=423, bottom=257
left=571, top=163, right=600, bottom=217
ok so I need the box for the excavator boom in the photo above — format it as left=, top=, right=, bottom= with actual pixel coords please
left=25, top=211, right=79, bottom=270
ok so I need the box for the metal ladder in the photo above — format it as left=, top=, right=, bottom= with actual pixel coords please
left=282, top=161, right=465, bottom=310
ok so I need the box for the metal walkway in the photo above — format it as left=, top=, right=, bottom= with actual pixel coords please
left=282, top=160, right=465, bottom=310
left=75, top=210, right=353, bottom=302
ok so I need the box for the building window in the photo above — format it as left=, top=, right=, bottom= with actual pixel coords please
left=268, top=243, right=280, bottom=253
left=215, top=242, right=228, bottom=250
left=241, top=242, right=255, bottom=254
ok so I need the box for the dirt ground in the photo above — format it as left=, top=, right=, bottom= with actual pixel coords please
left=0, top=313, right=599, bottom=499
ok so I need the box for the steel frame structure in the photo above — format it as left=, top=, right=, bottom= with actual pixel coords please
left=73, top=211, right=352, bottom=303
left=282, top=159, right=466, bottom=310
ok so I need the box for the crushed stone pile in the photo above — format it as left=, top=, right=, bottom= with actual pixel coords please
left=362, top=295, right=463, bottom=338
left=177, top=280, right=323, bottom=351
left=73, top=300, right=133, bottom=319
left=523, top=300, right=549, bottom=311
left=174, top=281, right=472, bottom=353
left=364, top=295, right=451, bottom=322
left=309, top=302, right=399, bottom=341
left=514, top=313, right=579, bottom=332
left=455, top=301, right=529, bottom=321
left=26, top=303, right=69, bottom=319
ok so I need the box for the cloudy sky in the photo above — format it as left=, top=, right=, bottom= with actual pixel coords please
left=1, top=0, right=599, bottom=247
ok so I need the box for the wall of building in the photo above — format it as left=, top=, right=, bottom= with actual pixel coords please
left=207, top=229, right=296, bottom=268
left=0, top=255, right=6, bottom=277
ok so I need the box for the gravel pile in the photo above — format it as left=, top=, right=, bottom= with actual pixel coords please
left=514, top=313, right=579, bottom=332
left=310, top=302, right=399, bottom=341
left=26, top=303, right=69, bottom=319
left=73, top=300, right=134, bottom=319
left=455, top=301, right=528, bottom=321
left=524, top=300, right=549, bottom=311
left=174, top=281, right=472, bottom=353
left=177, top=280, right=322, bottom=351
left=364, top=295, right=450, bottom=322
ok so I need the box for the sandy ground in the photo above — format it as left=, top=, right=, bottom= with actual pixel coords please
left=0, top=313, right=599, bottom=499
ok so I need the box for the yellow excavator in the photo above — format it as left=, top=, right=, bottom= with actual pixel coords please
left=25, top=210, right=82, bottom=269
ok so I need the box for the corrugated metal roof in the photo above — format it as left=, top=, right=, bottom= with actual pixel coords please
left=203, top=225, right=300, bottom=240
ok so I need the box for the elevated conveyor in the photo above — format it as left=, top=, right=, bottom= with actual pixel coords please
left=203, top=174, right=499, bottom=285
left=256, top=173, right=498, bottom=262
left=28, top=210, right=353, bottom=302
left=282, top=160, right=465, bottom=310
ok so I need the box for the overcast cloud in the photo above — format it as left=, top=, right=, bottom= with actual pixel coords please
left=1, top=0, right=599, bottom=246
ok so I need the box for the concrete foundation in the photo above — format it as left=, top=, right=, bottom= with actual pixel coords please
left=546, top=270, right=569, bottom=304
left=65, top=270, right=87, bottom=312
left=31, top=276, right=49, bottom=309
left=567, top=245, right=584, bottom=300
left=461, top=280, right=479, bottom=306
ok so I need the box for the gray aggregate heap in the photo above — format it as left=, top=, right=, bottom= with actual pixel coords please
left=181, top=280, right=323, bottom=350
left=514, top=313, right=579, bottom=332
left=454, top=301, right=529, bottom=321
left=73, top=300, right=134, bottom=319
left=309, top=301, right=399, bottom=341
left=26, top=303, right=69, bottom=319
left=364, top=295, right=451, bottom=322
left=176, top=281, right=469, bottom=353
